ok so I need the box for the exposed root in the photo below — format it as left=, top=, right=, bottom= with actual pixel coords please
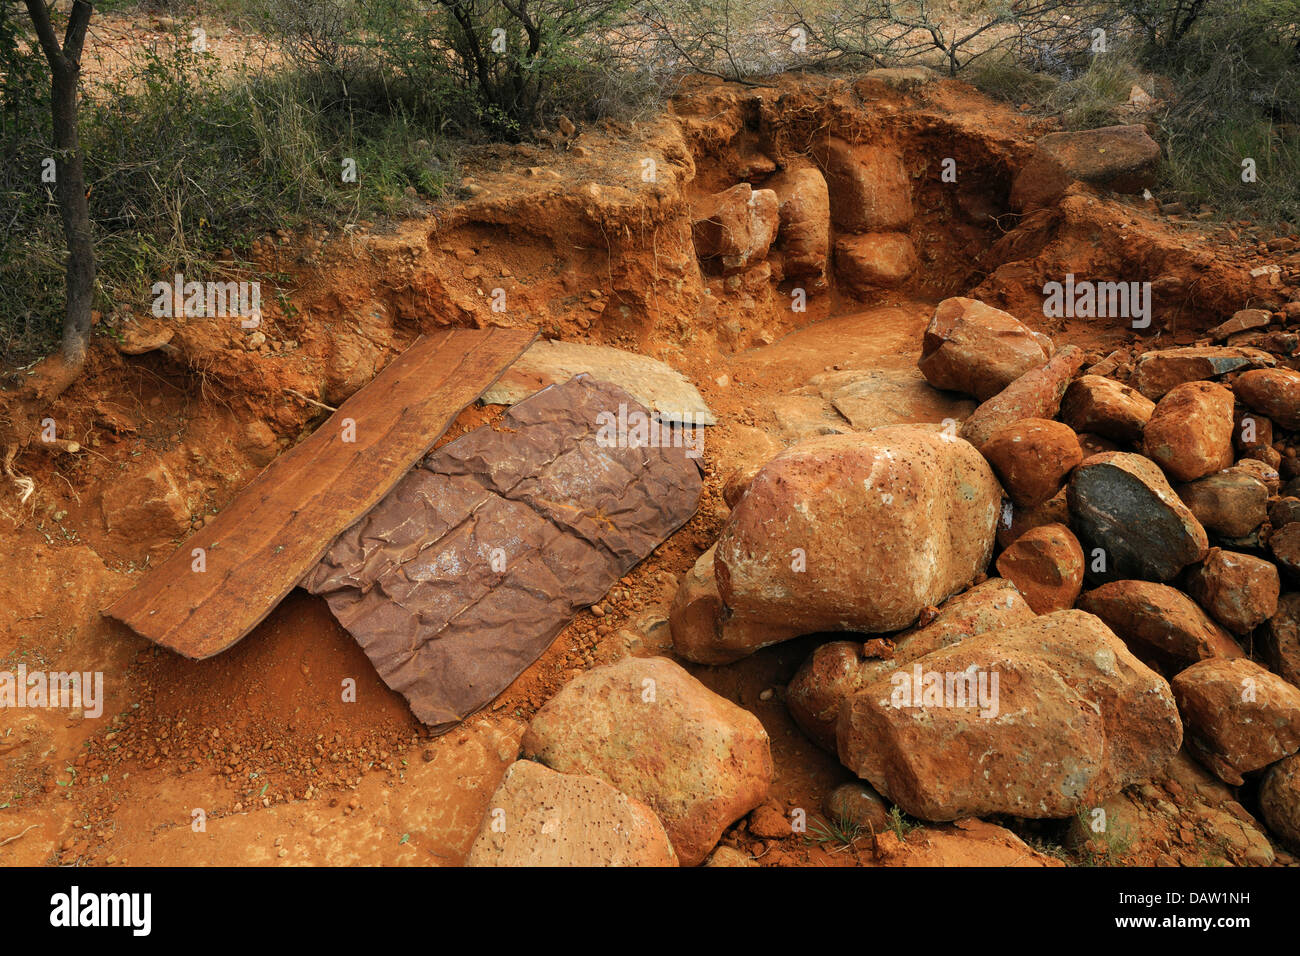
left=284, top=388, right=339, bottom=413
left=2, top=443, right=36, bottom=510
left=0, top=824, right=41, bottom=848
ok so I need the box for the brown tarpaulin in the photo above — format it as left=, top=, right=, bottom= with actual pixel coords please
left=303, top=375, right=703, bottom=732
left=104, top=327, right=536, bottom=658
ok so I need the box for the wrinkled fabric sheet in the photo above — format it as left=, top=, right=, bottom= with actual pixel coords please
left=304, top=375, right=703, bottom=732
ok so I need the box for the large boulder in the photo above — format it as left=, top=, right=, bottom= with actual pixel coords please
left=1077, top=580, right=1244, bottom=667
left=1141, top=381, right=1235, bottom=482
left=521, top=656, right=772, bottom=867
left=1234, top=367, right=1300, bottom=430
left=814, top=138, right=911, bottom=231
left=1060, top=374, right=1154, bottom=444
left=1173, top=470, right=1268, bottom=539
left=787, top=579, right=1034, bottom=750
left=1011, top=124, right=1161, bottom=211
left=1172, top=657, right=1300, bottom=785
left=994, top=522, right=1085, bottom=614
left=692, top=182, right=779, bottom=274
left=464, top=760, right=678, bottom=867
left=837, top=610, right=1183, bottom=820
left=834, top=233, right=918, bottom=292
left=978, top=418, right=1082, bottom=507
left=960, top=345, right=1086, bottom=447
left=1185, top=548, right=1279, bottom=636
left=714, top=427, right=1001, bottom=634
left=767, top=165, right=830, bottom=282
left=1067, top=452, right=1209, bottom=582
left=918, top=297, right=1053, bottom=401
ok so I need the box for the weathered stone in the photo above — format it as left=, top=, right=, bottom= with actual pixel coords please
left=995, top=523, right=1085, bottom=614
left=522, top=656, right=772, bottom=867
left=1270, top=522, right=1300, bottom=582
left=1234, top=407, right=1276, bottom=463
left=1077, top=580, right=1244, bottom=667
left=838, top=610, right=1183, bottom=821
left=979, top=418, right=1082, bottom=507
left=465, top=760, right=678, bottom=867
left=1172, top=657, right=1300, bottom=785
left=1260, top=754, right=1300, bottom=853
left=669, top=546, right=803, bottom=665
left=1060, top=374, right=1154, bottom=444
left=814, top=138, right=911, bottom=231
left=806, top=366, right=976, bottom=431
left=1142, top=381, right=1235, bottom=482
left=100, top=456, right=192, bottom=558
left=1078, top=432, right=1122, bottom=457
left=1066, top=749, right=1275, bottom=866
left=960, top=345, right=1086, bottom=447
left=1131, top=346, right=1274, bottom=400
left=1209, top=308, right=1272, bottom=342
left=786, top=579, right=1034, bottom=750
left=704, top=846, right=755, bottom=867
left=692, top=183, right=779, bottom=274
left=1011, top=124, right=1161, bottom=211
left=858, top=66, right=937, bottom=91
left=835, top=233, right=918, bottom=292
left=787, top=640, right=875, bottom=752
left=878, top=819, right=1065, bottom=866
left=1262, top=592, right=1300, bottom=688
left=715, top=427, right=1001, bottom=635
left=1232, top=457, right=1280, bottom=495
left=1173, top=471, right=1268, bottom=539
left=1185, top=548, right=1280, bottom=636
left=767, top=165, right=830, bottom=281
left=1269, top=497, right=1300, bottom=530
left=747, top=803, right=794, bottom=839
left=918, top=297, right=1053, bottom=401
left=824, top=781, right=892, bottom=834
left=1067, top=452, right=1209, bottom=582
left=996, top=488, right=1070, bottom=548
left=1235, top=367, right=1300, bottom=430
left=481, top=339, right=716, bottom=425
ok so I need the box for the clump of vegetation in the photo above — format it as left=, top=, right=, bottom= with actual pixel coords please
left=806, top=812, right=865, bottom=847
left=886, top=805, right=920, bottom=840
left=6, top=0, right=1300, bottom=370
left=966, top=1, right=1300, bottom=225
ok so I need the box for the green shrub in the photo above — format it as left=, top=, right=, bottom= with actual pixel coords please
left=1, top=15, right=457, bottom=367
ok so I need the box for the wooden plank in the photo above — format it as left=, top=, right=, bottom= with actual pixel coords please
left=104, top=327, right=537, bottom=659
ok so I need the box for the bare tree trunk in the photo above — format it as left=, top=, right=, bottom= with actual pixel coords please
left=25, top=0, right=95, bottom=374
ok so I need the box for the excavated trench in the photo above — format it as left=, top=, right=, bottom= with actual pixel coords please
left=1, top=71, right=1292, bottom=867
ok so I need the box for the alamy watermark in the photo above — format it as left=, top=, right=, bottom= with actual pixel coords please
left=0, top=665, right=103, bottom=718
left=1042, top=273, right=1151, bottom=329
left=889, top=663, right=1000, bottom=718
left=595, top=403, right=704, bottom=459
left=151, top=273, right=261, bottom=326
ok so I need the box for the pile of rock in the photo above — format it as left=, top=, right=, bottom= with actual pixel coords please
left=688, top=135, right=917, bottom=298
left=464, top=293, right=1300, bottom=865
left=667, top=294, right=1300, bottom=860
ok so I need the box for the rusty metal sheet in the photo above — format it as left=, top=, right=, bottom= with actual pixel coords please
left=104, top=327, right=537, bottom=658
left=303, top=375, right=704, bottom=732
